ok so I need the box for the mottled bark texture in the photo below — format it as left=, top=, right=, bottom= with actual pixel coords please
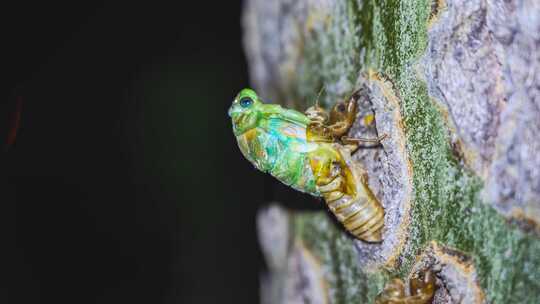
left=243, top=0, right=540, bottom=303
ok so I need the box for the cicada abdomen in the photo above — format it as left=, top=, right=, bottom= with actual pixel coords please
left=308, top=143, right=385, bottom=243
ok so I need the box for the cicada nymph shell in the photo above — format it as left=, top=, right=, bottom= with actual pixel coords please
left=375, top=269, right=437, bottom=304
left=306, top=92, right=386, bottom=242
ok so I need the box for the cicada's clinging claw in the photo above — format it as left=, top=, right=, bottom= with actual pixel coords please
left=342, top=133, right=387, bottom=144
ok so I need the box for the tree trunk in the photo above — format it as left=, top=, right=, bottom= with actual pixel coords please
left=242, top=0, right=540, bottom=303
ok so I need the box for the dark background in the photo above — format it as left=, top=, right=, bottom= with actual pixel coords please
left=1, top=1, right=318, bottom=304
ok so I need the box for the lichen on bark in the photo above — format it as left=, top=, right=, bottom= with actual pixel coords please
left=244, top=0, right=540, bottom=303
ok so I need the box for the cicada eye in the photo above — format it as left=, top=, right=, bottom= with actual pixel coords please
left=240, top=97, right=253, bottom=108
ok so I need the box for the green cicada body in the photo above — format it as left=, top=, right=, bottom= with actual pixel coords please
left=233, top=109, right=320, bottom=194
left=229, top=88, right=385, bottom=242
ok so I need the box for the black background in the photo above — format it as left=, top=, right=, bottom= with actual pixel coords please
left=1, top=1, right=318, bottom=303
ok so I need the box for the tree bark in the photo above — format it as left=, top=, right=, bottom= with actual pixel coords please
left=243, top=0, right=540, bottom=303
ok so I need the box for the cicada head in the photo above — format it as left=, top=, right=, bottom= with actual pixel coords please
left=229, top=88, right=263, bottom=136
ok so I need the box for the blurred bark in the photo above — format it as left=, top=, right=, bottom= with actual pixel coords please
left=242, top=0, right=540, bottom=303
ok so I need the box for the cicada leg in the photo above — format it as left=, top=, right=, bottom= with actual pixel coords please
left=409, top=270, right=436, bottom=302
left=305, top=104, right=333, bottom=143
left=308, top=145, right=352, bottom=200
left=341, top=134, right=388, bottom=145
left=341, top=134, right=387, bottom=154
left=306, top=97, right=360, bottom=143
left=375, top=279, right=407, bottom=304
left=342, top=134, right=388, bottom=144
left=327, top=97, right=357, bottom=137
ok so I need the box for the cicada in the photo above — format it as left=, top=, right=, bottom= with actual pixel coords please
left=375, top=270, right=436, bottom=304
left=228, top=88, right=385, bottom=242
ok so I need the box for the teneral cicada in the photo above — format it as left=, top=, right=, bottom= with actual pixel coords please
left=228, top=88, right=386, bottom=242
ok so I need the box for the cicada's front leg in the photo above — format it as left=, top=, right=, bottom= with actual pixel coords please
left=375, top=278, right=408, bottom=304
left=409, top=270, right=436, bottom=303
left=327, top=97, right=357, bottom=138
left=305, top=97, right=357, bottom=142
left=308, top=146, right=348, bottom=198
left=305, top=95, right=386, bottom=148
left=305, top=103, right=333, bottom=143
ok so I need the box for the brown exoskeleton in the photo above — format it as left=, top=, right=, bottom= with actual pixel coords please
left=304, top=90, right=387, bottom=242
left=375, top=270, right=437, bottom=304
left=305, top=90, right=386, bottom=145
